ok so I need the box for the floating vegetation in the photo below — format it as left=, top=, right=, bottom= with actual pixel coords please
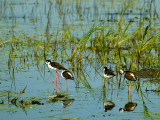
left=11, top=85, right=27, bottom=106
left=48, top=93, right=66, bottom=102
left=48, top=92, right=74, bottom=108
left=20, top=100, right=44, bottom=106
left=10, top=86, right=44, bottom=107
left=48, top=92, right=74, bottom=103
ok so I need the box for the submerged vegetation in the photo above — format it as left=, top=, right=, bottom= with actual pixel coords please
left=0, top=0, right=160, bottom=119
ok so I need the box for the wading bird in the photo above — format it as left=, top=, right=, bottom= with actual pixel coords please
left=45, top=60, right=66, bottom=92
left=119, top=69, right=137, bottom=98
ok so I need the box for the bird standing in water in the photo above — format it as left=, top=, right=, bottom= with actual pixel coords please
left=119, top=69, right=137, bottom=99
left=45, top=60, right=66, bottom=92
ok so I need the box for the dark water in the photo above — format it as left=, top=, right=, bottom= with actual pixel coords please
left=0, top=0, right=160, bottom=120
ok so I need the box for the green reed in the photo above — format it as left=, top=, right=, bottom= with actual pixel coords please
left=1, top=7, right=160, bottom=92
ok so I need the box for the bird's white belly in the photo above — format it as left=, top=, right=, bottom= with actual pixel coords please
left=48, top=65, right=57, bottom=71
left=104, top=74, right=113, bottom=78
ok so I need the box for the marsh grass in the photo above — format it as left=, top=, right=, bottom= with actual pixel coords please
left=67, top=20, right=159, bottom=89
left=1, top=18, right=159, bottom=90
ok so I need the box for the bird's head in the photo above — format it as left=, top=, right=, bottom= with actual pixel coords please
left=104, top=67, right=107, bottom=70
left=119, top=69, right=124, bottom=74
left=45, top=60, right=51, bottom=65
left=119, top=108, right=125, bottom=112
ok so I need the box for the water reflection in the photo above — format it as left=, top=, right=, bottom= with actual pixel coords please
left=119, top=102, right=137, bottom=112
left=48, top=92, right=74, bottom=108
left=61, top=98, right=74, bottom=108
left=119, top=81, right=137, bottom=112
left=104, top=100, right=115, bottom=112
left=104, top=76, right=115, bottom=112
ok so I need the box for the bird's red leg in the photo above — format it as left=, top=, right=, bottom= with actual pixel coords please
left=52, top=71, right=61, bottom=92
left=56, top=71, right=61, bottom=92
left=52, top=72, right=58, bottom=92
left=129, top=81, right=131, bottom=102
left=66, top=80, right=68, bottom=96
left=107, top=78, right=109, bottom=101
left=57, top=71, right=61, bottom=78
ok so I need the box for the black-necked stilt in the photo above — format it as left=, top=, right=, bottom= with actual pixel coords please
left=45, top=60, right=66, bottom=92
left=104, top=77, right=115, bottom=112
left=119, top=102, right=137, bottom=112
left=104, top=67, right=115, bottom=88
left=61, top=70, right=74, bottom=92
left=119, top=69, right=137, bottom=99
left=104, top=67, right=115, bottom=79
left=119, top=70, right=136, bottom=81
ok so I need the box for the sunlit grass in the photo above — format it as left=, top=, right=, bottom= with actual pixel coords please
left=1, top=19, right=159, bottom=89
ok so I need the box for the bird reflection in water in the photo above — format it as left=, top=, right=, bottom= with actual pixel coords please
left=61, top=98, right=74, bottom=108
left=49, top=93, right=74, bottom=108
left=104, top=100, right=115, bottom=112
left=119, top=69, right=137, bottom=112
left=103, top=69, right=115, bottom=112
left=119, top=102, right=137, bottom=112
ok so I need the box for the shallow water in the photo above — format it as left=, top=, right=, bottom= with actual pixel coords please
left=0, top=0, right=160, bottom=120
left=1, top=58, right=160, bottom=120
